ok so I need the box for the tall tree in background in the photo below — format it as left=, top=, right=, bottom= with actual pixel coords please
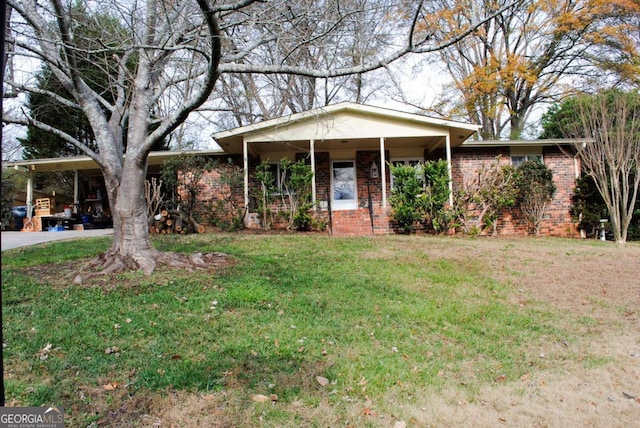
left=4, top=0, right=505, bottom=276
left=213, top=0, right=403, bottom=127
left=20, top=65, right=97, bottom=159
left=545, top=90, right=640, bottom=243
left=419, top=0, right=640, bottom=140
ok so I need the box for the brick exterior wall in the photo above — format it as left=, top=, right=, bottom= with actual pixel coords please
left=429, top=146, right=578, bottom=237
left=198, top=145, right=579, bottom=237
left=537, top=146, right=579, bottom=237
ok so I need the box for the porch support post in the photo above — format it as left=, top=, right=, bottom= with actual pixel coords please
left=26, top=170, right=33, bottom=219
left=380, top=137, right=387, bottom=207
left=445, top=133, right=453, bottom=206
left=243, top=138, right=249, bottom=214
left=73, top=169, right=79, bottom=214
left=310, top=139, right=316, bottom=211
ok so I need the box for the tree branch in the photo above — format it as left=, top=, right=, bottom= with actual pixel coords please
left=4, top=113, right=101, bottom=163
left=143, top=0, right=221, bottom=152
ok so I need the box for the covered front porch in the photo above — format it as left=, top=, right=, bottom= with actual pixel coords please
left=213, top=102, right=479, bottom=235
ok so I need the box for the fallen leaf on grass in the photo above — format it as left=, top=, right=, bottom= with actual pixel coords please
left=102, top=382, right=118, bottom=391
left=316, top=376, right=329, bottom=387
left=36, top=343, right=53, bottom=360
left=362, top=407, right=378, bottom=417
left=252, top=394, right=270, bottom=403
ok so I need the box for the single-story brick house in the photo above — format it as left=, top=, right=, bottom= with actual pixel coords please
left=6, top=102, right=583, bottom=236
left=211, top=102, right=582, bottom=236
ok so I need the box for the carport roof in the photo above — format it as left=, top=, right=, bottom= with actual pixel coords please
left=3, top=148, right=225, bottom=174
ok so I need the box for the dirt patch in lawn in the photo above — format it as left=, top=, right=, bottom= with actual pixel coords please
left=22, top=254, right=235, bottom=290
left=392, top=237, right=640, bottom=427
left=390, top=238, right=640, bottom=427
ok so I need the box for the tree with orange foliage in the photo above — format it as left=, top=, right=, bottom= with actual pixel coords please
left=417, top=0, right=639, bottom=140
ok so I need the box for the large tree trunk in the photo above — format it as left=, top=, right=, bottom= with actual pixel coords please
left=108, top=160, right=157, bottom=273
left=74, top=159, right=223, bottom=282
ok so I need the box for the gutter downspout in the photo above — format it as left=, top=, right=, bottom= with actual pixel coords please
left=74, top=170, right=79, bottom=214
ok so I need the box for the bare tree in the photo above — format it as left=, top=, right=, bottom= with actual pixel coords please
left=3, top=0, right=516, bottom=276
left=213, top=0, right=404, bottom=126
left=567, top=90, right=640, bottom=244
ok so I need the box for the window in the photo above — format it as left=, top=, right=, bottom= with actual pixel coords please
left=391, top=158, right=422, bottom=168
left=510, top=147, right=543, bottom=166
left=511, top=154, right=543, bottom=167
left=265, top=162, right=290, bottom=192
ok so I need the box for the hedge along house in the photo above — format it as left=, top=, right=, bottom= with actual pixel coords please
left=211, top=102, right=582, bottom=236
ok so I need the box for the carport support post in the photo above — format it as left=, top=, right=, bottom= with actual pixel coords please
left=73, top=169, right=79, bottom=213
left=445, top=134, right=453, bottom=207
left=26, top=170, right=33, bottom=219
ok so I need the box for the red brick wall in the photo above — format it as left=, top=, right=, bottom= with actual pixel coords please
left=447, top=146, right=578, bottom=237
left=330, top=207, right=392, bottom=236
left=537, top=146, right=579, bottom=237
left=201, top=146, right=579, bottom=237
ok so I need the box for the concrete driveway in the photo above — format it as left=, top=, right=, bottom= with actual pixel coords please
left=1, top=228, right=113, bottom=251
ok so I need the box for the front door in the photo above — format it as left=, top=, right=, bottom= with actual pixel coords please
left=331, top=160, right=357, bottom=210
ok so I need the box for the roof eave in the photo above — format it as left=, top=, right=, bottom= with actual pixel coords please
left=3, top=148, right=226, bottom=172
left=461, top=138, right=592, bottom=148
left=212, top=102, right=480, bottom=141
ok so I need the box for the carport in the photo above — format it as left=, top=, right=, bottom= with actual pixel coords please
left=5, top=149, right=224, bottom=230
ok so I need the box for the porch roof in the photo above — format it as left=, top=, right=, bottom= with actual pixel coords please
left=212, top=102, right=480, bottom=154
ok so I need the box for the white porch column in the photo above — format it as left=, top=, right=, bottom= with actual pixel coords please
left=73, top=169, right=80, bottom=213
left=310, top=139, right=316, bottom=210
left=445, top=134, right=453, bottom=206
left=26, top=170, right=34, bottom=219
left=243, top=138, right=249, bottom=213
left=380, top=137, right=387, bottom=208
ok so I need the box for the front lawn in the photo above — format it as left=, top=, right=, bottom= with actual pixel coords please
left=2, top=234, right=638, bottom=427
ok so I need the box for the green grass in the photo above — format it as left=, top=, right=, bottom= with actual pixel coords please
left=2, top=234, right=571, bottom=426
